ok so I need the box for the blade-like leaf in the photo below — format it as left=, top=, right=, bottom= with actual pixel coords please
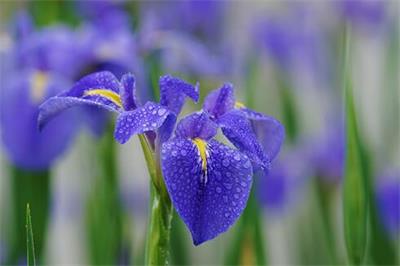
left=343, top=27, right=368, bottom=265
left=26, top=204, right=36, bottom=266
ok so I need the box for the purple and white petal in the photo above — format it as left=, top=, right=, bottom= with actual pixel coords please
left=203, top=83, right=235, bottom=119
left=114, top=102, right=169, bottom=144
left=175, top=111, right=218, bottom=141
left=162, top=138, right=252, bottom=245
left=159, top=75, right=199, bottom=115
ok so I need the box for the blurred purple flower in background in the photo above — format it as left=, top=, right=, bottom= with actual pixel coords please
left=339, top=0, right=387, bottom=29
left=1, top=11, right=119, bottom=170
left=309, top=121, right=345, bottom=184
left=137, top=1, right=231, bottom=78
left=258, top=147, right=310, bottom=212
left=140, top=0, right=225, bottom=43
left=253, top=5, right=333, bottom=85
left=376, top=172, right=400, bottom=236
left=1, top=69, right=77, bottom=170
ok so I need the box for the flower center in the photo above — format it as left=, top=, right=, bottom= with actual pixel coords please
left=30, top=71, right=49, bottom=103
left=85, top=89, right=123, bottom=108
left=234, top=101, right=246, bottom=109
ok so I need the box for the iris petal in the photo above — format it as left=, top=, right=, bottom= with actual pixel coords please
left=38, top=71, right=123, bottom=130
left=159, top=75, right=199, bottom=115
left=120, top=73, right=138, bottom=111
left=239, top=108, right=285, bottom=161
left=203, top=83, right=234, bottom=119
left=175, top=111, right=218, bottom=141
left=114, top=102, right=170, bottom=144
left=162, top=138, right=252, bottom=245
left=218, top=110, right=270, bottom=169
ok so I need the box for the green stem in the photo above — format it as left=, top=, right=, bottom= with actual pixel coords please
left=139, top=135, right=173, bottom=266
left=26, top=204, right=36, bottom=266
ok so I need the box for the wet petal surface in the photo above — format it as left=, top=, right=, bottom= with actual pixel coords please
left=218, top=110, right=270, bottom=169
left=159, top=75, right=199, bottom=115
left=175, top=111, right=218, bottom=141
left=162, top=138, right=252, bottom=245
left=114, top=102, right=169, bottom=144
left=203, top=83, right=235, bottom=119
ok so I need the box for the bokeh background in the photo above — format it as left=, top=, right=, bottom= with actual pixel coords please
left=0, top=0, right=399, bottom=265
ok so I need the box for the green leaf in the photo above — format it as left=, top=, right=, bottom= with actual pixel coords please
left=26, top=204, right=36, bottom=266
left=8, top=167, right=50, bottom=264
left=343, top=27, right=368, bottom=266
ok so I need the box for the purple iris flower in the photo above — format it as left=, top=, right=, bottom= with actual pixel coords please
left=161, top=84, right=284, bottom=245
left=38, top=71, right=199, bottom=145
left=0, top=69, right=78, bottom=170
left=38, top=70, right=284, bottom=246
left=376, top=173, right=400, bottom=236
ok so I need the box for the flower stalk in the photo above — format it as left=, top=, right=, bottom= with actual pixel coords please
left=139, top=135, right=173, bottom=265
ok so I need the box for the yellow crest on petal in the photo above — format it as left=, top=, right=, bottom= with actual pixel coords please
left=234, top=101, right=246, bottom=109
left=85, top=89, right=123, bottom=108
left=192, top=138, right=208, bottom=171
left=30, top=71, right=49, bottom=103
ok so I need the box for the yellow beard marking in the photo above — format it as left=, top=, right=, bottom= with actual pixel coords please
left=192, top=138, right=208, bottom=172
left=85, top=89, right=123, bottom=108
left=30, top=71, right=49, bottom=103
left=234, top=101, right=246, bottom=109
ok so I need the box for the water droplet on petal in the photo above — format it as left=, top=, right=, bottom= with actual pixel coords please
left=158, top=108, right=166, bottom=116
left=216, top=187, right=222, bottom=193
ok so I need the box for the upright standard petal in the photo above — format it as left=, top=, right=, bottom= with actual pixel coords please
left=38, top=71, right=122, bottom=129
left=114, top=102, right=169, bottom=144
left=203, top=83, right=235, bottom=119
left=159, top=75, right=199, bottom=115
left=162, top=138, right=252, bottom=245
left=218, top=110, right=270, bottom=170
left=120, top=73, right=139, bottom=111
left=239, top=107, right=285, bottom=162
left=175, top=111, right=218, bottom=141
